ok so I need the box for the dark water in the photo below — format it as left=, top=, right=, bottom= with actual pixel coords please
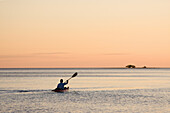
left=0, top=68, right=170, bottom=77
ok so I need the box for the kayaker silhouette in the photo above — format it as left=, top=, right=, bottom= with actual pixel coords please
left=57, top=79, right=68, bottom=90
left=52, top=72, right=78, bottom=92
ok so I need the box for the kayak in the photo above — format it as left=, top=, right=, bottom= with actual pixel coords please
left=52, top=87, right=69, bottom=93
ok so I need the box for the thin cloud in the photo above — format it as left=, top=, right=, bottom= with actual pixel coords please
left=103, top=53, right=130, bottom=55
left=0, top=52, right=70, bottom=59
left=0, top=55, right=32, bottom=58
left=35, top=52, right=69, bottom=55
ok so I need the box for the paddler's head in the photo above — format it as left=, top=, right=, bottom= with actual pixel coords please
left=60, top=79, right=63, bottom=83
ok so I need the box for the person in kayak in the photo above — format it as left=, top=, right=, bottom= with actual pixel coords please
left=57, top=79, right=68, bottom=90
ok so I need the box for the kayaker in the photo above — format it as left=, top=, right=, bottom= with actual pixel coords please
left=57, top=79, right=68, bottom=90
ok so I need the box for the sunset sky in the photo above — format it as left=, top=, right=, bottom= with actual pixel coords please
left=0, top=0, right=170, bottom=68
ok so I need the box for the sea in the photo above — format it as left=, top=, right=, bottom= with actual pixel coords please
left=0, top=68, right=170, bottom=113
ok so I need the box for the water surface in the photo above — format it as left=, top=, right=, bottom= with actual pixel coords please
left=0, top=68, right=170, bottom=112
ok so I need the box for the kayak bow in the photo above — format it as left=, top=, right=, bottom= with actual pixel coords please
left=52, top=87, right=69, bottom=93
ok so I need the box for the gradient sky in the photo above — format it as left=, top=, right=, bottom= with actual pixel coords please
left=0, top=0, right=170, bottom=68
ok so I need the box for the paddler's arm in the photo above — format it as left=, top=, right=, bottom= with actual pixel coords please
left=64, top=80, right=68, bottom=85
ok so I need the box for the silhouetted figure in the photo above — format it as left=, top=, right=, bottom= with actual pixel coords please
left=57, top=79, right=68, bottom=90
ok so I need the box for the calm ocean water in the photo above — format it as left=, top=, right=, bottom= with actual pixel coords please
left=0, top=68, right=170, bottom=112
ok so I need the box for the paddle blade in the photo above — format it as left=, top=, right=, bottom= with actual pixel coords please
left=72, top=72, right=78, bottom=78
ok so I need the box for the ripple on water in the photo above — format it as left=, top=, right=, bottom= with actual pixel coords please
left=0, top=88, right=169, bottom=113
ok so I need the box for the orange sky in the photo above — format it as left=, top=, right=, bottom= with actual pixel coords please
left=0, top=0, right=170, bottom=68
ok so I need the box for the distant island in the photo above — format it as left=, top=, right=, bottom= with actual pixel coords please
left=126, top=65, right=147, bottom=68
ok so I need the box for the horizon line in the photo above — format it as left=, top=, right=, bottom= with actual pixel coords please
left=0, top=67, right=170, bottom=69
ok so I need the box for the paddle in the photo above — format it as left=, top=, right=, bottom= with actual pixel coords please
left=66, top=72, right=78, bottom=81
